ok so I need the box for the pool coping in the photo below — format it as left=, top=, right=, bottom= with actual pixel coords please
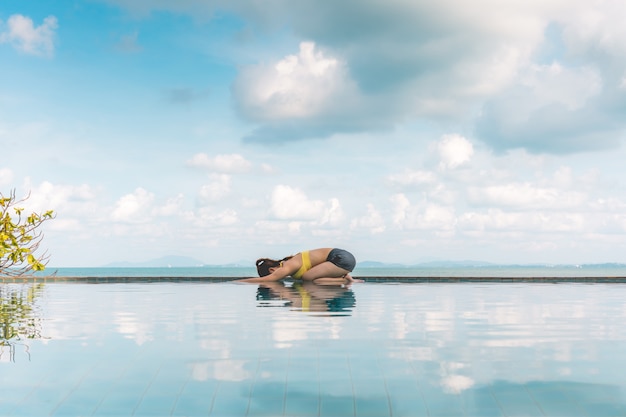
left=3, top=276, right=626, bottom=283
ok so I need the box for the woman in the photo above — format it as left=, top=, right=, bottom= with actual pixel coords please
left=238, top=248, right=357, bottom=284
left=256, top=281, right=356, bottom=314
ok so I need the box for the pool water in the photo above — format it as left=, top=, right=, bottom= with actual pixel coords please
left=1, top=281, right=626, bottom=416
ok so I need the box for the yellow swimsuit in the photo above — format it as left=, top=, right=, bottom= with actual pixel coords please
left=294, top=283, right=311, bottom=311
left=291, top=250, right=312, bottom=279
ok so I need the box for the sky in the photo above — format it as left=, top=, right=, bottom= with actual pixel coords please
left=2, top=0, right=626, bottom=267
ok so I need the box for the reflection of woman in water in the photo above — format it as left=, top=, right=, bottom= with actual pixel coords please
left=238, top=248, right=358, bottom=285
left=256, top=281, right=356, bottom=314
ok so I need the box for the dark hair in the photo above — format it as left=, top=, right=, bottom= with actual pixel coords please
left=256, top=256, right=292, bottom=277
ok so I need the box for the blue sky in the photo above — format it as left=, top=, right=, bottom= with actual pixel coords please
left=2, top=0, right=626, bottom=267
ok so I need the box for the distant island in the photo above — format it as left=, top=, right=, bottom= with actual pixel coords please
left=102, top=256, right=626, bottom=269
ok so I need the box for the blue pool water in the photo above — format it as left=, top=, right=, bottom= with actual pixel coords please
left=2, top=281, right=626, bottom=416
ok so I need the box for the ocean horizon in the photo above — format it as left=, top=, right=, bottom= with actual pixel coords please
left=33, top=263, right=626, bottom=278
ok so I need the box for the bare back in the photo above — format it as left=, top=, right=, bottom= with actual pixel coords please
left=280, top=248, right=333, bottom=274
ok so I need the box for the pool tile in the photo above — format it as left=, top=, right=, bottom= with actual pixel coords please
left=320, top=394, right=354, bottom=417
left=13, top=386, right=66, bottom=416
left=384, top=378, right=420, bottom=398
left=250, top=378, right=285, bottom=395
left=547, top=400, right=588, bottom=416
left=171, top=395, right=214, bottom=417
left=285, top=379, right=319, bottom=411
left=464, top=406, right=503, bottom=417
left=318, top=380, right=353, bottom=399
left=526, top=384, right=571, bottom=404
left=51, top=389, right=103, bottom=416
left=563, top=383, right=620, bottom=403
left=132, top=393, right=178, bottom=416
left=349, top=358, right=384, bottom=379
left=286, top=373, right=317, bottom=388
left=209, top=383, right=252, bottom=417
left=419, top=389, right=468, bottom=416
left=424, top=400, right=467, bottom=417
left=499, top=403, right=545, bottom=417
left=352, top=377, right=387, bottom=397
left=52, top=400, right=98, bottom=417
left=491, top=389, right=545, bottom=417
left=9, top=403, right=58, bottom=417
left=92, top=390, right=143, bottom=416
left=8, top=281, right=626, bottom=417
left=209, top=396, right=250, bottom=417
left=577, top=401, right=626, bottom=417
left=465, top=393, right=503, bottom=416
left=248, top=381, right=285, bottom=417
left=388, top=394, right=429, bottom=417
left=355, top=395, right=391, bottom=417
left=0, top=386, right=30, bottom=409
left=491, top=385, right=536, bottom=406
left=284, top=391, right=320, bottom=417
left=258, top=357, right=290, bottom=382
left=247, top=397, right=285, bottom=417
left=181, top=379, right=220, bottom=394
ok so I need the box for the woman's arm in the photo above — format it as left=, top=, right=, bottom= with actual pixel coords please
left=236, top=266, right=291, bottom=283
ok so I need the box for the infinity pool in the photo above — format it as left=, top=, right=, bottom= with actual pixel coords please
left=1, top=281, right=626, bottom=416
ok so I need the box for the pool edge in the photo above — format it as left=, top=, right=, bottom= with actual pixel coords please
left=3, top=276, right=626, bottom=283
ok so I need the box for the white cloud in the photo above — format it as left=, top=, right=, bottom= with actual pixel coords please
left=467, top=183, right=587, bottom=210
left=422, top=205, right=457, bottom=231
left=21, top=180, right=96, bottom=213
left=270, top=185, right=329, bottom=221
left=260, top=163, right=277, bottom=174
left=350, top=203, right=385, bottom=234
left=522, top=63, right=602, bottom=111
left=10, top=0, right=626, bottom=266
left=111, top=188, right=155, bottom=223
left=317, top=198, right=344, bottom=227
left=7, top=181, right=100, bottom=237
left=391, top=193, right=456, bottom=231
left=0, top=168, right=13, bottom=186
left=154, top=194, right=184, bottom=216
left=387, top=169, right=437, bottom=187
left=233, top=41, right=351, bottom=121
left=391, top=193, right=411, bottom=226
left=198, top=174, right=231, bottom=203
left=436, top=134, right=474, bottom=170
left=104, top=1, right=626, bottom=153
left=457, top=209, right=587, bottom=233
left=187, top=153, right=252, bottom=173
left=558, top=0, right=626, bottom=56
left=0, top=14, right=58, bottom=57
left=187, top=207, right=238, bottom=227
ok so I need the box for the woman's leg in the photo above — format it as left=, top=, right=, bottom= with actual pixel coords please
left=301, top=261, right=350, bottom=281
left=311, top=277, right=347, bottom=285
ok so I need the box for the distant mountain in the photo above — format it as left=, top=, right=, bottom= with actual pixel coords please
left=357, top=261, right=407, bottom=268
left=357, top=260, right=626, bottom=268
left=415, top=260, right=495, bottom=267
left=104, top=255, right=207, bottom=268
left=357, top=260, right=495, bottom=268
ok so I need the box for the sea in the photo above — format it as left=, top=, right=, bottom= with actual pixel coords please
left=33, top=263, right=626, bottom=279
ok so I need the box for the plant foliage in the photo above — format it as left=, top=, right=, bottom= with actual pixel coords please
left=1, top=283, right=45, bottom=361
left=1, top=190, right=55, bottom=276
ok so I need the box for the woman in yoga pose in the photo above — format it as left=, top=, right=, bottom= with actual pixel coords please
left=238, top=248, right=357, bottom=284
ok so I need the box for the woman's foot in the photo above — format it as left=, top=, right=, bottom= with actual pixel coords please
left=344, top=273, right=364, bottom=283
